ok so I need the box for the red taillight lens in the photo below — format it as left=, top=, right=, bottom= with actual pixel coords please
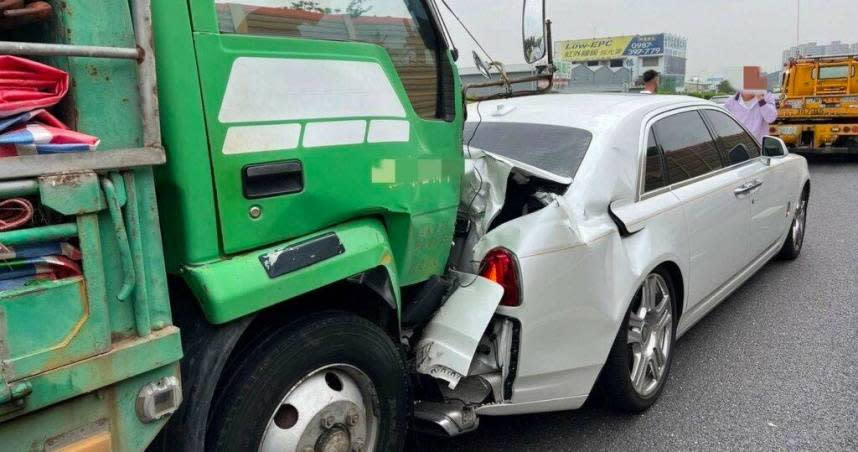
left=845, top=126, right=852, bottom=133
left=480, top=248, right=521, bottom=306
left=769, top=127, right=777, bottom=134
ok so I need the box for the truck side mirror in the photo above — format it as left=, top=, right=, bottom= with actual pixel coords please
left=522, top=0, right=546, bottom=64
left=472, top=51, right=492, bottom=79
left=762, top=136, right=788, bottom=157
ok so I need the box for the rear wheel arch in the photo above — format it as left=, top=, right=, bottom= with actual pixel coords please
left=655, top=261, right=685, bottom=321
left=157, top=270, right=401, bottom=451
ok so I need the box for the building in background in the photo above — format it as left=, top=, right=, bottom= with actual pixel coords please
left=782, top=41, right=858, bottom=64
left=553, top=33, right=687, bottom=93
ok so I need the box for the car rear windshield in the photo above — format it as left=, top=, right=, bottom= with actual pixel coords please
left=463, top=122, right=592, bottom=178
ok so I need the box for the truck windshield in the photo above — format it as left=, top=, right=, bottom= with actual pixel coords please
left=818, top=66, right=849, bottom=79
left=463, top=122, right=593, bottom=179
left=214, top=0, right=448, bottom=120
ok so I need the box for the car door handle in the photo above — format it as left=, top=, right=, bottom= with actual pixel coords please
left=734, top=180, right=761, bottom=197
left=242, top=160, right=304, bottom=199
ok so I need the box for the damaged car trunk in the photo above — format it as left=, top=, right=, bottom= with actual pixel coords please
left=408, top=120, right=590, bottom=436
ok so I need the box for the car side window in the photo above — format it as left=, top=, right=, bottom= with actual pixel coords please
left=652, top=111, right=723, bottom=185
left=702, top=110, right=761, bottom=164
left=644, top=131, right=667, bottom=192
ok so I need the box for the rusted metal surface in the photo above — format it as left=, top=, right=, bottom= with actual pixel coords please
left=0, top=0, right=51, bottom=31
left=0, top=41, right=139, bottom=59
left=0, top=146, right=165, bottom=181
left=39, top=172, right=106, bottom=216
left=131, top=0, right=162, bottom=149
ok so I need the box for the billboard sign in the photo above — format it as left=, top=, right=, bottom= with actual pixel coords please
left=555, top=34, right=665, bottom=62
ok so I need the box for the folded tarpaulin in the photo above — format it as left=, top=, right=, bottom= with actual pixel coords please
left=0, top=241, right=81, bottom=261
left=0, top=108, right=99, bottom=157
left=0, top=254, right=82, bottom=291
left=0, top=55, right=68, bottom=118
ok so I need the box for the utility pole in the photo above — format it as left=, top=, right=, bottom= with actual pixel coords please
left=795, top=0, right=801, bottom=51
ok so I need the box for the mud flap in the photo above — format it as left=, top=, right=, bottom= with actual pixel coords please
left=415, top=272, right=503, bottom=389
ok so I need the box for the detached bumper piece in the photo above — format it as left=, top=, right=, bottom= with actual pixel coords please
left=415, top=272, right=504, bottom=389
left=412, top=400, right=479, bottom=437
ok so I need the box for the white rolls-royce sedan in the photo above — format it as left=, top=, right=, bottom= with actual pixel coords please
left=414, top=94, right=809, bottom=435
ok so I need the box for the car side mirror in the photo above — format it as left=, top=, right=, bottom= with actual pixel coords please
left=762, top=136, right=788, bottom=157
left=522, top=0, right=546, bottom=64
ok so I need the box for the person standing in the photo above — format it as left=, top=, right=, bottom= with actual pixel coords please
left=724, top=91, right=777, bottom=143
left=640, top=70, right=659, bottom=94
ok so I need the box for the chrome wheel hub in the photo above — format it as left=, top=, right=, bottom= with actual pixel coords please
left=627, top=273, right=673, bottom=397
left=792, top=197, right=807, bottom=249
left=259, top=365, right=378, bottom=452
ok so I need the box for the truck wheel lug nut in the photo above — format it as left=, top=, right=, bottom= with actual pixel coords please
left=321, top=414, right=336, bottom=429
left=346, top=408, right=359, bottom=426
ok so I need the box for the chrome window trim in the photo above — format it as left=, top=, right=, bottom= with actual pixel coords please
left=636, top=104, right=766, bottom=202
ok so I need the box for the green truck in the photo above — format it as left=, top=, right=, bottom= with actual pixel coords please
left=0, top=0, right=547, bottom=450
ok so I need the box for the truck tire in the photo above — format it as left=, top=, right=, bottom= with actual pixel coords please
left=207, top=311, right=409, bottom=452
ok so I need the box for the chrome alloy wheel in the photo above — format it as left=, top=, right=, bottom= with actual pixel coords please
left=792, top=196, right=807, bottom=251
left=627, top=273, right=673, bottom=397
left=259, top=364, right=379, bottom=452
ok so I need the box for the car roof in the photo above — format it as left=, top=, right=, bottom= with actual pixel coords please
left=468, top=93, right=713, bottom=134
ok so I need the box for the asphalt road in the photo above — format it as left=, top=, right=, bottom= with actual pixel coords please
left=423, top=156, right=858, bottom=451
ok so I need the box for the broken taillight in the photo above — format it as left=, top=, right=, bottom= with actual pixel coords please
left=480, top=248, right=521, bottom=307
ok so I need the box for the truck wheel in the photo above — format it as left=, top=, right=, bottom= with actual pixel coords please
left=207, top=311, right=409, bottom=452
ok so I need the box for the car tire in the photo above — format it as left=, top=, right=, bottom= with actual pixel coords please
left=777, top=188, right=809, bottom=260
left=207, top=311, right=409, bottom=452
left=599, top=269, right=677, bottom=412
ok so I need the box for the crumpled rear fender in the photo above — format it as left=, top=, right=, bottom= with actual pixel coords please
left=415, top=272, right=504, bottom=389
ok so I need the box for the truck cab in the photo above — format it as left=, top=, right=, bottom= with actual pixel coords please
left=0, top=0, right=549, bottom=449
left=1, top=0, right=464, bottom=450
left=773, top=54, right=858, bottom=153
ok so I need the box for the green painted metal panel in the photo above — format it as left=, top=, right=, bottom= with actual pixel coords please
left=0, top=363, right=180, bottom=452
left=0, top=327, right=181, bottom=421
left=183, top=217, right=400, bottom=324
left=39, top=172, right=107, bottom=216
left=0, top=223, right=77, bottom=247
left=151, top=0, right=222, bottom=270
left=192, top=31, right=463, bottom=286
left=40, top=0, right=143, bottom=150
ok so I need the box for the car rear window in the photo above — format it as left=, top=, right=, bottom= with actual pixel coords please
left=463, top=122, right=593, bottom=178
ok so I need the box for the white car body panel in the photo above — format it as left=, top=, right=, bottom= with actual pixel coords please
left=415, top=273, right=504, bottom=389
left=416, top=93, right=810, bottom=417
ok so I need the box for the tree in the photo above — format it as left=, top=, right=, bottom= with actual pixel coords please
left=290, top=1, right=340, bottom=14
left=717, top=80, right=735, bottom=94
left=346, top=0, right=372, bottom=17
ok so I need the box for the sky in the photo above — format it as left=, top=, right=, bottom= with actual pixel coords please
left=438, top=0, right=858, bottom=80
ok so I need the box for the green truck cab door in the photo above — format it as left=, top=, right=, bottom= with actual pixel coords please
left=188, top=0, right=463, bottom=286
